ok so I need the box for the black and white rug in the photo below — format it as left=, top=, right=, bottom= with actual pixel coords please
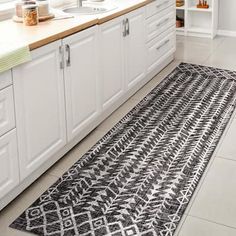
left=11, top=63, right=236, bottom=236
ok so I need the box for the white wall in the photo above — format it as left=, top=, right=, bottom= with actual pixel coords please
left=218, top=0, right=236, bottom=32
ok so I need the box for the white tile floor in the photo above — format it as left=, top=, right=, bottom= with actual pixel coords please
left=1, top=35, right=236, bottom=235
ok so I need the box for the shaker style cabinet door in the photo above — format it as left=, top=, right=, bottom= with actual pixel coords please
left=0, top=86, right=15, bottom=137
left=13, top=40, right=67, bottom=180
left=0, top=129, right=19, bottom=199
left=99, top=16, right=126, bottom=111
left=125, top=7, right=146, bottom=89
left=63, top=26, right=100, bottom=142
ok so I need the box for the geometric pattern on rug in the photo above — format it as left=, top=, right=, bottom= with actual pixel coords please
left=10, top=63, right=236, bottom=236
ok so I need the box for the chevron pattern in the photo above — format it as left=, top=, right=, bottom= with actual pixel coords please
left=11, top=63, right=236, bottom=236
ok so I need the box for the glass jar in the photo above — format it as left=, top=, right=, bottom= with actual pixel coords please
left=22, top=4, right=39, bottom=26
left=36, top=0, right=49, bottom=17
left=15, top=0, right=35, bottom=17
left=15, top=0, right=24, bottom=17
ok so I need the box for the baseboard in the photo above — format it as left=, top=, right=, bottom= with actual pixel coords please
left=217, top=30, right=236, bottom=37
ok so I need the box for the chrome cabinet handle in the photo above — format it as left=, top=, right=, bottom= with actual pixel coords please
left=156, top=39, right=170, bottom=50
left=123, top=19, right=127, bottom=37
left=156, top=18, right=169, bottom=27
left=126, top=18, right=130, bottom=36
left=65, top=44, right=71, bottom=67
left=59, top=46, right=64, bottom=69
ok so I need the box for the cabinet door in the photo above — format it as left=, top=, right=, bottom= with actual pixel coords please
left=13, top=41, right=67, bottom=180
left=0, top=86, right=15, bottom=137
left=0, top=129, right=19, bottom=199
left=63, top=26, right=100, bottom=142
left=99, top=16, right=125, bottom=110
left=0, top=70, right=12, bottom=90
left=125, top=7, right=146, bottom=89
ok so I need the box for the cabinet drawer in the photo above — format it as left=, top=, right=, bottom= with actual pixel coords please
left=0, top=86, right=15, bottom=137
left=147, top=32, right=175, bottom=73
left=0, top=129, right=19, bottom=199
left=0, top=70, right=12, bottom=91
left=146, top=0, right=174, bottom=18
left=146, top=6, right=175, bottom=42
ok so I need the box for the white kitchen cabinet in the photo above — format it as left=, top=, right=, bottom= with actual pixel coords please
left=147, top=28, right=176, bottom=73
left=0, top=3, right=176, bottom=211
left=99, top=7, right=146, bottom=108
left=63, top=26, right=100, bottom=142
left=145, top=0, right=176, bottom=76
left=0, top=129, right=19, bottom=199
left=125, top=7, right=146, bottom=89
left=13, top=40, right=67, bottom=180
left=99, top=16, right=126, bottom=110
left=0, top=86, right=15, bottom=137
left=0, top=70, right=12, bottom=90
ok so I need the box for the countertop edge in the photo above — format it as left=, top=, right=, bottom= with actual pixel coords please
left=29, top=18, right=99, bottom=50
left=26, top=0, right=154, bottom=50
left=98, top=0, right=153, bottom=25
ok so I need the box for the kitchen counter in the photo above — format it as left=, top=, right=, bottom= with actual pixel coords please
left=0, top=0, right=152, bottom=50
left=0, top=0, right=176, bottom=211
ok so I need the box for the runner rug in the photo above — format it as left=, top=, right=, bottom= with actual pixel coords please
left=10, top=63, right=236, bottom=236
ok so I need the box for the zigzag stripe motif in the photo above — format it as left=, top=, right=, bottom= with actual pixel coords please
left=44, top=71, right=196, bottom=204
left=11, top=63, right=236, bottom=236
left=145, top=80, right=235, bottom=229
left=75, top=73, right=214, bottom=213
left=99, top=74, right=227, bottom=221
left=159, top=97, right=236, bottom=235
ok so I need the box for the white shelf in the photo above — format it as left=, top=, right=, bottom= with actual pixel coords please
left=175, top=0, right=218, bottom=38
left=176, top=6, right=185, bottom=10
left=187, top=27, right=211, bottom=34
left=176, top=27, right=185, bottom=32
left=188, top=6, right=212, bottom=12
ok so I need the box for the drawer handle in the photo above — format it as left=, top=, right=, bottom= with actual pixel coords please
left=156, top=18, right=170, bottom=27
left=59, top=46, right=64, bottom=69
left=126, top=18, right=130, bottom=36
left=156, top=39, right=170, bottom=50
left=123, top=19, right=127, bottom=37
left=156, top=0, right=169, bottom=8
left=65, top=44, right=71, bottom=67
left=122, top=18, right=129, bottom=37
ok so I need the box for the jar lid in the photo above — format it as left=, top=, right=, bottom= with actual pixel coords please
left=24, top=1, right=37, bottom=5
left=16, top=0, right=33, bottom=3
left=23, top=4, right=38, bottom=9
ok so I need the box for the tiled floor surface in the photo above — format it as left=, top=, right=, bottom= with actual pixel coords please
left=1, top=35, right=236, bottom=235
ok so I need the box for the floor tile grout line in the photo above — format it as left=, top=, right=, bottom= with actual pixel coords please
left=175, top=214, right=188, bottom=236
left=170, top=78, right=235, bottom=235
left=184, top=149, right=224, bottom=214
left=216, top=155, right=236, bottom=162
left=202, top=36, right=227, bottom=64
left=206, top=36, right=227, bottom=63
left=183, top=151, right=217, bottom=214
left=187, top=214, right=236, bottom=231
left=175, top=36, right=226, bottom=65
left=183, top=105, right=236, bottom=214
